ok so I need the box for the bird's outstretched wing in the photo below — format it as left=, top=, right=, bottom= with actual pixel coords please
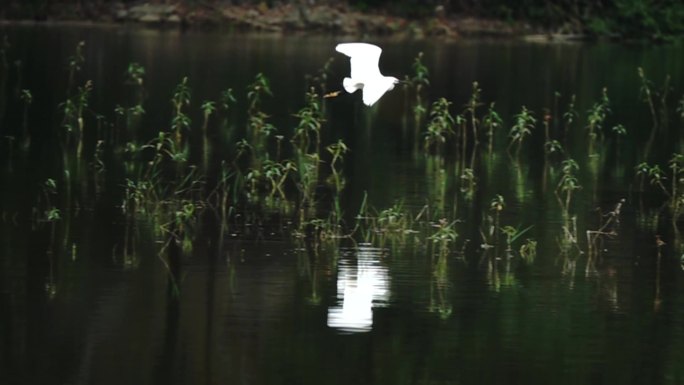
left=335, top=43, right=382, bottom=81
left=362, top=81, right=390, bottom=106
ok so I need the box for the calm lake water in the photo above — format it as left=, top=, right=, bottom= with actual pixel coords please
left=1, top=24, right=684, bottom=385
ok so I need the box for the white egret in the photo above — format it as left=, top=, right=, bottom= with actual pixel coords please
left=333, top=42, right=400, bottom=107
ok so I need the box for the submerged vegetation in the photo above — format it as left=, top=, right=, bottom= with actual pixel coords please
left=1, top=38, right=683, bottom=308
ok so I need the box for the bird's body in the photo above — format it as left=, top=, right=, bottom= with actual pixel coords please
left=335, top=43, right=399, bottom=106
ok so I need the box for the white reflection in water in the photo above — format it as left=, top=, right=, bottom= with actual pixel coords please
left=327, top=245, right=390, bottom=333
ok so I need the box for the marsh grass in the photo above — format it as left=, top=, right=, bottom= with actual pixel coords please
left=33, top=178, right=62, bottom=298
left=405, top=52, right=429, bottom=126
left=428, top=218, right=458, bottom=257
left=507, top=106, right=535, bottom=160
left=424, top=97, right=455, bottom=157
left=586, top=199, right=624, bottom=261
left=459, top=167, right=476, bottom=200
left=19, top=88, right=31, bottom=144
left=556, top=159, right=581, bottom=220
left=519, top=238, right=537, bottom=263
left=585, top=87, right=611, bottom=158
left=5, top=42, right=684, bottom=300
left=654, top=234, right=666, bottom=310
left=352, top=200, right=413, bottom=247
left=483, top=102, right=502, bottom=159
left=485, top=194, right=505, bottom=249
left=501, top=225, right=533, bottom=252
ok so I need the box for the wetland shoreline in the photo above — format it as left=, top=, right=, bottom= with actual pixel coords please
left=0, top=2, right=585, bottom=41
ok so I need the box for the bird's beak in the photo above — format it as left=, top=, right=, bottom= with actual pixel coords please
left=323, top=90, right=342, bottom=99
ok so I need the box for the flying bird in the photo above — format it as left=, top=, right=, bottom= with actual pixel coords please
left=334, top=42, right=399, bottom=107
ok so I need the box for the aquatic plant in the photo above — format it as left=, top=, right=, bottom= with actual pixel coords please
left=125, top=62, right=146, bottom=128
left=16, top=88, right=33, bottom=146
left=244, top=73, right=276, bottom=165
left=586, top=199, right=624, bottom=258
left=634, top=155, right=684, bottom=222
left=562, top=94, right=579, bottom=140
left=115, top=103, right=145, bottom=141
left=308, top=57, right=334, bottom=99
left=244, top=166, right=263, bottom=202
left=500, top=225, right=533, bottom=252
left=405, top=52, right=429, bottom=109
left=66, top=41, right=85, bottom=92
left=428, top=218, right=458, bottom=256
left=247, top=72, right=272, bottom=112
left=544, top=140, right=563, bottom=157
left=293, top=88, right=323, bottom=155
left=216, top=87, right=238, bottom=136
left=171, top=77, right=191, bottom=148
left=586, top=87, right=611, bottom=143
left=290, top=89, right=327, bottom=219
left=542, top=139, right=565, bottom=189
left=635, top=161, right=651, bottom=192
left=263, top=159, right=297, bottom=201
left=45, top=202, right=62, bottom=223
left=126, top=62, right=145, bottom=87
left=421, top=163, right=449, bottom=219
left=643, top=163, right=670, bottom=197
left=34, top=178, right=59, bottom=221
left=611, top=123, right=627, bottom=136
left=638, top=67, right=658, bottom=128
left=219, top=88, right=237, bottom=111
left=481, top=194, right=505, bottom=249
left=465, top=81, right=482, bottom=146
left=655, top=235, right=665, bottom=311
left=483, top=102, right=503, bottom=158
left=294, top=152, right=320, bottom=216
left=507, top=105, right=535, bottom=159
left=60, top=79, right=92, bottom=159
left=669, top=153, right=684, bottom=221
left=519, top=238, right=537, bottom=263
left=556, top=159, right=581, bottom=219
left=611, top=123, right=627, bottom=154
left=207, top=161, right=235, bottom=230
left=326, top=139, right=348, bottom=192
left=424, top=97, right=455, bottom=156
left=460, top=167, right=476, bottom=200
left=404, top=52, right=429, bottom=141
left=91, top=140, right=106, bottom=193
left=201, top=101, right=216, bottom=131
left=377, top=202, right=411, bottom=236
left=200, top=100, right=216, bottom=168
left=173, top=200, right=199, bottom=253
left=36, top=177, right=62, bottom=295
left=353, top=199, right=416, bottom=246
left=410, top=52, right=430, bottom=92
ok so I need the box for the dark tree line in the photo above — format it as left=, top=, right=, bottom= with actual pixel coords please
left=349, top=0, right=684, bottom=37
left=2, top=0, right=683, bottom=38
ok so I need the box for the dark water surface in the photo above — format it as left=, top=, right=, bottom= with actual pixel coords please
left=1, top=25, right=684, bottom=385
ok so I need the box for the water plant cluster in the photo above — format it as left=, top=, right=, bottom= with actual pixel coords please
left=1, top=39, right=683, bottom=304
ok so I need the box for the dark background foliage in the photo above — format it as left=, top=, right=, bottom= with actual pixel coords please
left=1, top=0, right=683, bottom=38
